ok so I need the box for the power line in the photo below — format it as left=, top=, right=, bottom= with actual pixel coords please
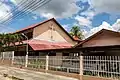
left=0, top=0, right=32, bottom=23
left=0, top=0, right=29, bottom=31
left=2, top=0, right=51, bottom=24
left=0, top=0, right=27, bottom=23
left=0, top=0, right=52, bottom=32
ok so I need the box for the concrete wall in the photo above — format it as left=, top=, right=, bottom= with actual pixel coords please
left=34, top=30, right=67, bottom=42
left=83, top=31, right=120, bottom=47
left=33, top=20, right=77, bottom=45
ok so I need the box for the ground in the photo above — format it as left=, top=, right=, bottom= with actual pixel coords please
left=0, top=65, right=78, bottom=80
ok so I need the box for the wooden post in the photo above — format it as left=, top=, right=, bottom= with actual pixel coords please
left=46, top=54, right=49, bottom=73
left=79, top=52, right=83, bottom=80
left=11, top=51, right=14, bottom=65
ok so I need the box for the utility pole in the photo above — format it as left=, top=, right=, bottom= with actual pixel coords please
left=21, top=33, right=28, bottom=67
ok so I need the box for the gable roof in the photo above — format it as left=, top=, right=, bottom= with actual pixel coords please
left=75, top=29, right=120, bottom=47
left=15, top=18, right=79, bottom=41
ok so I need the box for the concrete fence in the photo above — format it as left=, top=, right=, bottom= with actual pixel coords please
left=0, top=52, right=119, bottom=80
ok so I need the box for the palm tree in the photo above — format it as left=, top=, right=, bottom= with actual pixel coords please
left=0, top=33, right=8, bottom=47
left=15, top=33, right=24, bottom=44
left=0, top=36, right=4, bottom=52
left=0, top=33, right=8, bottom=51
left=69, top=26, right=84, bottom=39
left=0, top=33, right=24, bottom=52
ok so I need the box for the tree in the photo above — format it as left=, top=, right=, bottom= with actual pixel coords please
left=69, top=26, right=84, bottom=39
left=0, top=33, right=24, bottom=52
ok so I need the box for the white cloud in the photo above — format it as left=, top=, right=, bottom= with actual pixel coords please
left=79, top=0, right=88, bottom=3
left=112, top=19, right=120, bottom=31
left=41, top=13, right=55, bottom=19
left=62, top=24, right=70, bottom=31
left=85, top=21, right=114, bottom=38
left=75, top=16, right=92, bottom=26
left=0, top=24, right=15, bottom=33
left=82, top=29, right=88, bottom=39
left=81, top=8, right=95, bottom=20
left=87, top=19, right=120, bottom=38
left=0, top=2, right=12, bottom=22
left=90, top=21, right=113, bottom=34
left=83, top=19, right=120, bottom=38
left=88, top=0, right=120, bottom=14
left=15, top=0, right=80, bottom=18
left=32, top=16, right=38, bottom=20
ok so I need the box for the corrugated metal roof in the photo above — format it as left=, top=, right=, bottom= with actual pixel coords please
left=23, top=39, right=72, bottom=51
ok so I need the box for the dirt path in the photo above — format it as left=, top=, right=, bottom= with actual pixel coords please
left=0, top=66, right=78, bottom=80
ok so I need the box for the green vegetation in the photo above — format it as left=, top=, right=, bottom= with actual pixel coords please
left=69, top=26, right=84, bottom=40
left=0, top=33, right=24, bottom=52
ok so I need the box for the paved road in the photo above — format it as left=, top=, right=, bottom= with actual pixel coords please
left=0, top=66, right=78, bottom=80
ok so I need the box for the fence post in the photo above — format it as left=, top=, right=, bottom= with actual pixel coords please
left=46, top=54, right=49, bottom=73
left=2, top=52, right=4, bottom=63
left=79, top=52, right=83, bottom=80
left=25, top=53, right=28, bottom=67
left=11, top=51, right=14, bottom=65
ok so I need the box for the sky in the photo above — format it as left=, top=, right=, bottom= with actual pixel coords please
left=0, top=0, right=120, bottom=38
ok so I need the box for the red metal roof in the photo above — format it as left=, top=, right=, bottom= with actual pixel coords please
left=23, top=39, right=72, bottom=51
left=73, top=36, right=82, bottom=42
